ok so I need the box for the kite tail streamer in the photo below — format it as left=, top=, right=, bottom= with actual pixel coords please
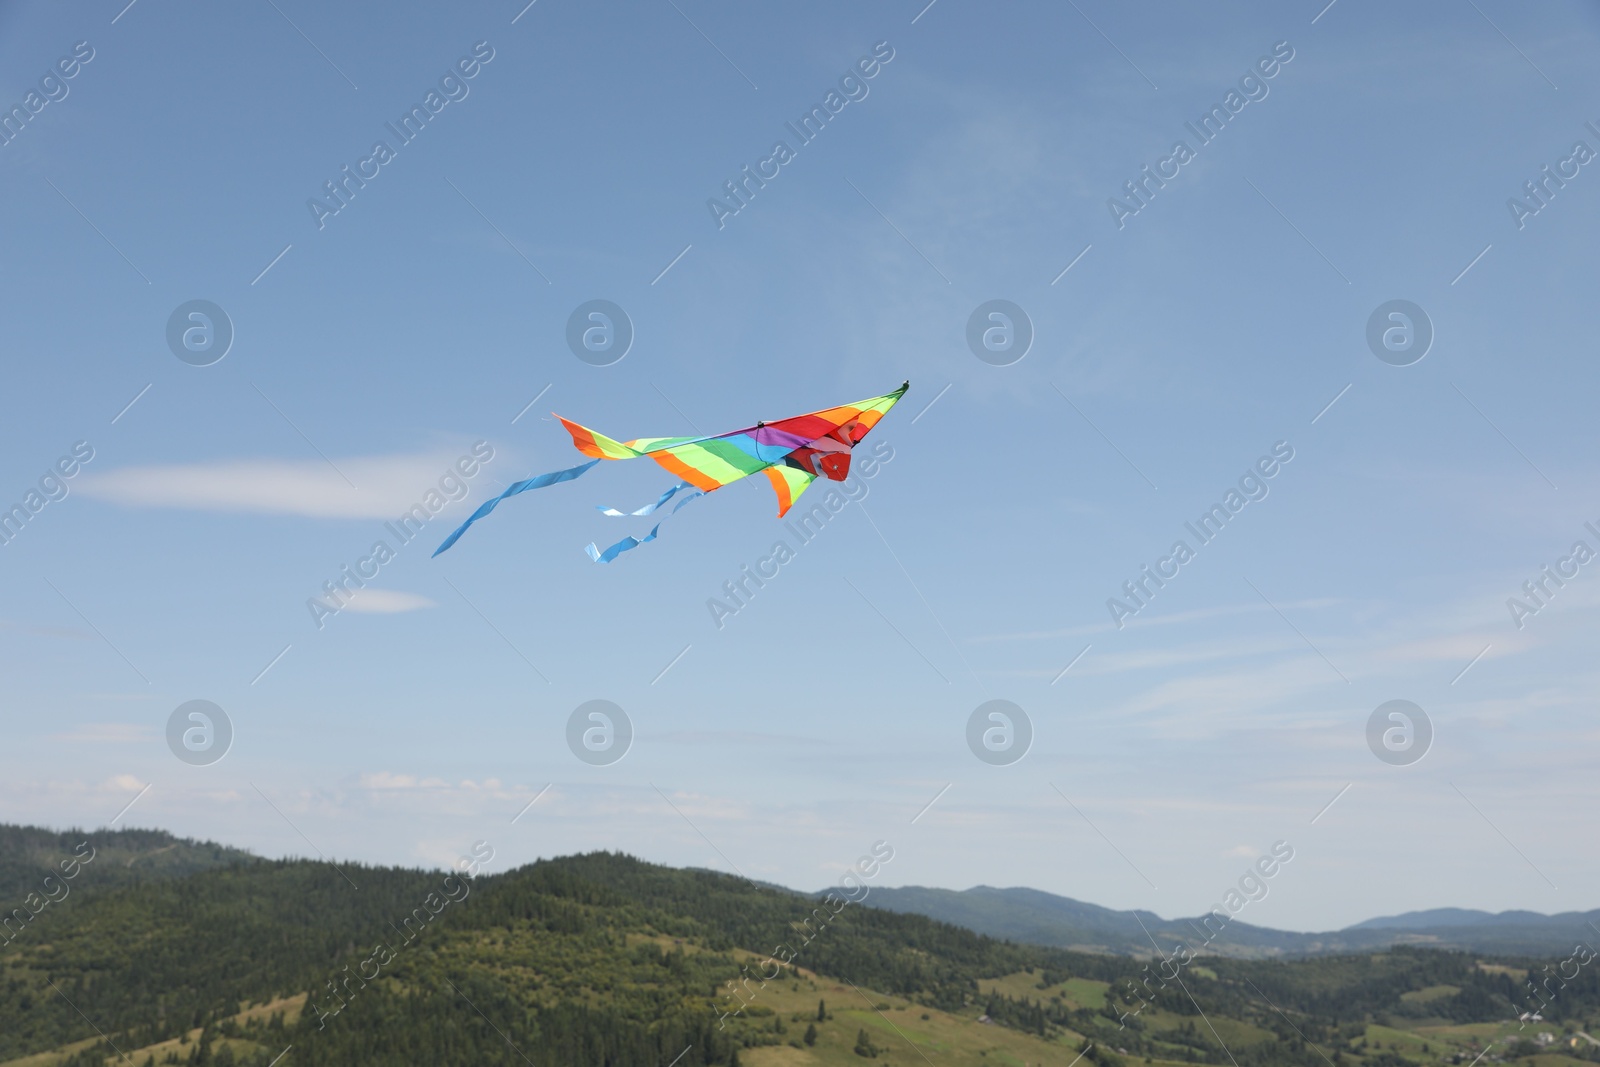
left=586, top=524, right=664, bottom=564
left=585, top=485, right=703, bottom=563
left=596, top=480, right=696, bottom=517
left=432, top=459, right=601, bottom=557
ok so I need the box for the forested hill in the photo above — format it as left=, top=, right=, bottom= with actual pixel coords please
left=0, top=823, right=254, bottom=899
left=1, top=839, right=1596, bottom=1067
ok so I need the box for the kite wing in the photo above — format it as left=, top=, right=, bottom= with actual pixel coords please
left=556, top=381, right=908, bottom=517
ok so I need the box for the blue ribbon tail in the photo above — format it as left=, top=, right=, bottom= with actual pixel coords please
left=585, top=525, right=663, bottom=563
left=596, top=480, right=695, bottom=517
left=584, top=485, right=704, bottom=563
left=432, top=459, right=602, bottom=557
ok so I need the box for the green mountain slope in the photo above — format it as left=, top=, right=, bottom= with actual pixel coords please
left=0, top=831, right=1595, bottom=1067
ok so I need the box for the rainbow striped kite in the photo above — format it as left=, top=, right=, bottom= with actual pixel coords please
left=433, top=382, right=908, bottom=562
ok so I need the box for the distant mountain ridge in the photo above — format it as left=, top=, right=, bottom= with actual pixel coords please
left=854, top=884, right=1600, bottom=959
left=8, top=824, right=1589, bottom=961
left=1349, top=907, right=1579, bottom=929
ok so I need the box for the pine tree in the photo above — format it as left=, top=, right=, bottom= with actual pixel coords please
left=818, top=998, right=827, bottom=1021
left=804, top=1024, right=818, bottom=1047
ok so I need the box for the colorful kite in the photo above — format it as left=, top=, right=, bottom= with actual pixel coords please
left=433, top=381, right=909, bottom=562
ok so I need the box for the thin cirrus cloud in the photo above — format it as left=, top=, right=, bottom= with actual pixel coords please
left=359, top=773, right=514, bottom=792
left=49, top=723, right=154, bottom=744
left=75, top=448, right=494, bottom=520
left=969, top=599, right=1347, bottom=644
left=338, top=589, right=436, bottom=614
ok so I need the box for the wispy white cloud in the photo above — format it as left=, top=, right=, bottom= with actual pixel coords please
left=650, top=730, right=830, bottom=747
left=50, top=723, right=154, bottom=744
left=78, top=447, right=494, bottom=520
left=648, top=788, right=750, bottom=822
left=970, top=599, right=1344, bottom=644
left=339, top=589, right=436, bottom=614
left=1373, top=632, right=1527, bottom=663
left=358, top=772, right=518, bottom=796
left=360, top=772, right=452, bottom=790
left=0, top=619, right=92, bottom=641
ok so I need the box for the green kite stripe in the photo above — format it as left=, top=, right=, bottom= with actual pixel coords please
left=663, top=441, right=766, bottom=483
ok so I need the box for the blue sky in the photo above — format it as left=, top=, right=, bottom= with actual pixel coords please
left=3, top=0, right=1599, bottom=933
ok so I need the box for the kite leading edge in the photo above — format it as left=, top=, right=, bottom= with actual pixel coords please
left=432, top=381, right=909, bottom=563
